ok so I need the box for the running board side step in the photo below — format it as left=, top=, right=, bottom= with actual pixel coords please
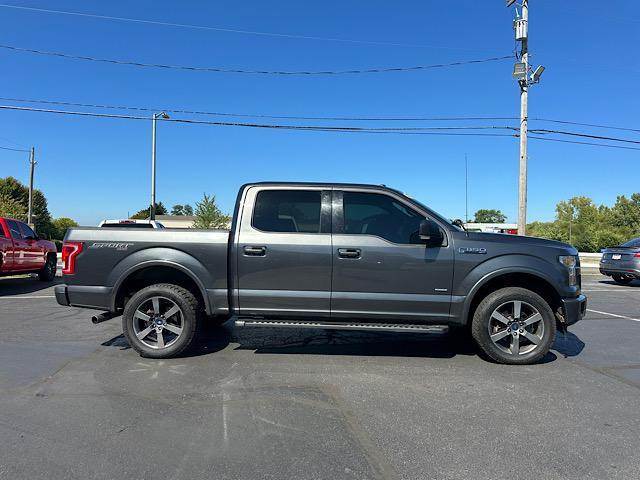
left=235, top=319, right=448, bottom=334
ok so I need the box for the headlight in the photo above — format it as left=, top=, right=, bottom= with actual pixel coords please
left=559, top=255, right=578, bottom=285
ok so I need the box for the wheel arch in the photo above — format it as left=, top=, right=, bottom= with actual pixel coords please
left=112, top=260, right=211, bottom=314
left=462, top=268, right=563, bottom=327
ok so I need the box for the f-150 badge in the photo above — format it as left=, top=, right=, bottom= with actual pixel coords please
left=458, top=247, right=487, bottom=254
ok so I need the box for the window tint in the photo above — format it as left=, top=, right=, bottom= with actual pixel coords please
left=253, top=190, right=321, bottom=233
left=6, top=220, right=23, bottom=240
left=343, top=192, right=425, bottom=244
left=19, top=222, right=37, bottom=239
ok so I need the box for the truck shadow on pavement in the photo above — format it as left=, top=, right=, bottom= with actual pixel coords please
left=0, top=276, right=62, bottom=296
left=101, top=321, right=585, bottom=363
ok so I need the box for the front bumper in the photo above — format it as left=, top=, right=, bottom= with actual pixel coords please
left=562, top=294, right=587, bottom=326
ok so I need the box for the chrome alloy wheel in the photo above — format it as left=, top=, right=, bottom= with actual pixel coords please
left=132, top=296, right=184, bottom=349
left=487, top=300, right=545, bottom=356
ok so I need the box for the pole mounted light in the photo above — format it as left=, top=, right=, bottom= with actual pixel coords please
left=150, top=112, right=170, bottom=221
left=505, top=0, right=545, bottom=236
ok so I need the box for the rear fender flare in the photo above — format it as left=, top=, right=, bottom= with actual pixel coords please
left=108, top=248, right=213, bottom=314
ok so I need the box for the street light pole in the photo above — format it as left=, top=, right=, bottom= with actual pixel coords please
left=507, top=0, right=544, bottom=236
left=27, top=146, right=35, bottom=227
left=150, top=112, right=169, bottom=220
left=517, top=0, right=529, bottom=236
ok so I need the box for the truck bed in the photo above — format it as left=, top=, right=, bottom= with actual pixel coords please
left=61, top=227, right=230, bottom=315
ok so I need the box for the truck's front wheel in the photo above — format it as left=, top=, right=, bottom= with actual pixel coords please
left=471, top=287, right=556, bottom=365
left=122, top=283, right=201, bottom=358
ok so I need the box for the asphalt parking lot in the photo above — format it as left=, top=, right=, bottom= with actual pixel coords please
left=1, top=270, right=639, bottom=480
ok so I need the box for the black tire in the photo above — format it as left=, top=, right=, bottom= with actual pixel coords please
left=612, top=274, right=633, bottom=286
left=38, top=254, right=57, bottom=281
left=122, top=283, right=202, bottom=358
left=471, top=287, right=556, bottom=365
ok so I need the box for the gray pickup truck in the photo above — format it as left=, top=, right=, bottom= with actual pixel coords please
left=56, top=182, right=586, bottom=364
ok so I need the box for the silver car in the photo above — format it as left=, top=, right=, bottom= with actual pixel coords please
left=600, top=237, right=640, bottom=285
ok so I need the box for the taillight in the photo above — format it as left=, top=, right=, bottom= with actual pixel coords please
left=635, top=252, right=640, bottom=258
left=61, top=242, right=83, bottom=274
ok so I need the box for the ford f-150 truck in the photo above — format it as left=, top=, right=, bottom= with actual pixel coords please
left=0, top=217, right=57, bottom=280
left=55, top=183, right=586, bottom=364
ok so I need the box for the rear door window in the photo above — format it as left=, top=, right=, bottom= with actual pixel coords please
left=252, top=190, right=322, bottom=233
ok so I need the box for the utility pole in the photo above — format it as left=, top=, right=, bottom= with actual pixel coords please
left=27, top=146, right=35, bottom=227
left=517, top=0, right=528, bottom=236
left=507, top=0, right=544, bottom=236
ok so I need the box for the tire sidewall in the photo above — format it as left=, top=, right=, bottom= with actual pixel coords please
left=122, top=284, right=198, bottom=358
left=472, top=287, right=556, bottom=365
left=612, top=274, right=632, bottom=285
left=38, top=255, right=56, bottom=281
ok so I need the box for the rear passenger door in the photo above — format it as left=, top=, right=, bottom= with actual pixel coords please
left=236, top=187, right=333, bottom=318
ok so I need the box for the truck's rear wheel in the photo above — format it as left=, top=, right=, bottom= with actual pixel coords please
left=471, top=287, right=556, bottom=365
left=122, top=283, right=201, bottom=358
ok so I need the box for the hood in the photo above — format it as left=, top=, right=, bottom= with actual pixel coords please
left=464, top=231, right=577, bottom=254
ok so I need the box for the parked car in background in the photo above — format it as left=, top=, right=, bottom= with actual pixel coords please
left=0, top=217, right=57, bottom=280
left=599, top=237, right=640, bottom=285
left=99, top=219, right=165, bottom=229
left=56, top=182, right=586, bottom=365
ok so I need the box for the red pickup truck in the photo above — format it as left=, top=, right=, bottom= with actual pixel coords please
left=0, top=217, right=57, bottom=281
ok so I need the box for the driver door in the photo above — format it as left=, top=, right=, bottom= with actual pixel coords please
left=330, top=189, right=454, bottom=323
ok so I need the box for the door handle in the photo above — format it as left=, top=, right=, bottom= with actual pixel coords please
left=338, top=248, right=361, bottom=259
left=243, top=246, right=267, bottom=256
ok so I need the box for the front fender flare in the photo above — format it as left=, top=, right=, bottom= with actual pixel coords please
left=455, top=255, right=564, bottom=324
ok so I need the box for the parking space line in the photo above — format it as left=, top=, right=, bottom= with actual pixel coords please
left=587, top=308, right=640, bottom=323
left=0, top=295, right=56, bottom=299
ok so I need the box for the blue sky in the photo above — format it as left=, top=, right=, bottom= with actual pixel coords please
left=0, top=0, right=638, bottom=226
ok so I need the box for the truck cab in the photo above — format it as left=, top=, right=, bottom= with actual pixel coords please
left=0, top=217, right=57, bottom=280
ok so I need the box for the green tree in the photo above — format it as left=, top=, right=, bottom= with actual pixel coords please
left=171, top=204, right=185, bottom=216
left=170, top=204, right=193, bottom=216
left=473, top=209, right=507, bottom=223
left=51, top=217, right=79, bottom=240
left=131, top=202, right=167, bottom=219
left=192, top=194, right=230, bottom=229
left=0, top=193, right=27, bottom=220
left=0, top=176, right=52, bottom=236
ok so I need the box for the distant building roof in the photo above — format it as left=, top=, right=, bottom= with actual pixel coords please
left=154, top=215, right=197, bottom=221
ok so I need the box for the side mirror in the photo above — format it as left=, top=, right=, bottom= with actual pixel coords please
left=419, top=219, right=444, bottom=246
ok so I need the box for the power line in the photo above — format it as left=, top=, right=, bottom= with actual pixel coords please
left=0, top=144, right=30, bottom=152
left=531, top=117, right=640, bottom=134
left=528, top=136, right=640, bottom=151
left=4, top=97, right=637, bottom=137
left=0, top=104, right=519, bottom=137
left=0, top=3, right=486, bottom=51
left=0, top=96, right=521, bottom=122
left=0, top=44, right=513, bottom=76
left=1, top=104, right=638, bottom=150
left=530, top=129, right=640, bottom=145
